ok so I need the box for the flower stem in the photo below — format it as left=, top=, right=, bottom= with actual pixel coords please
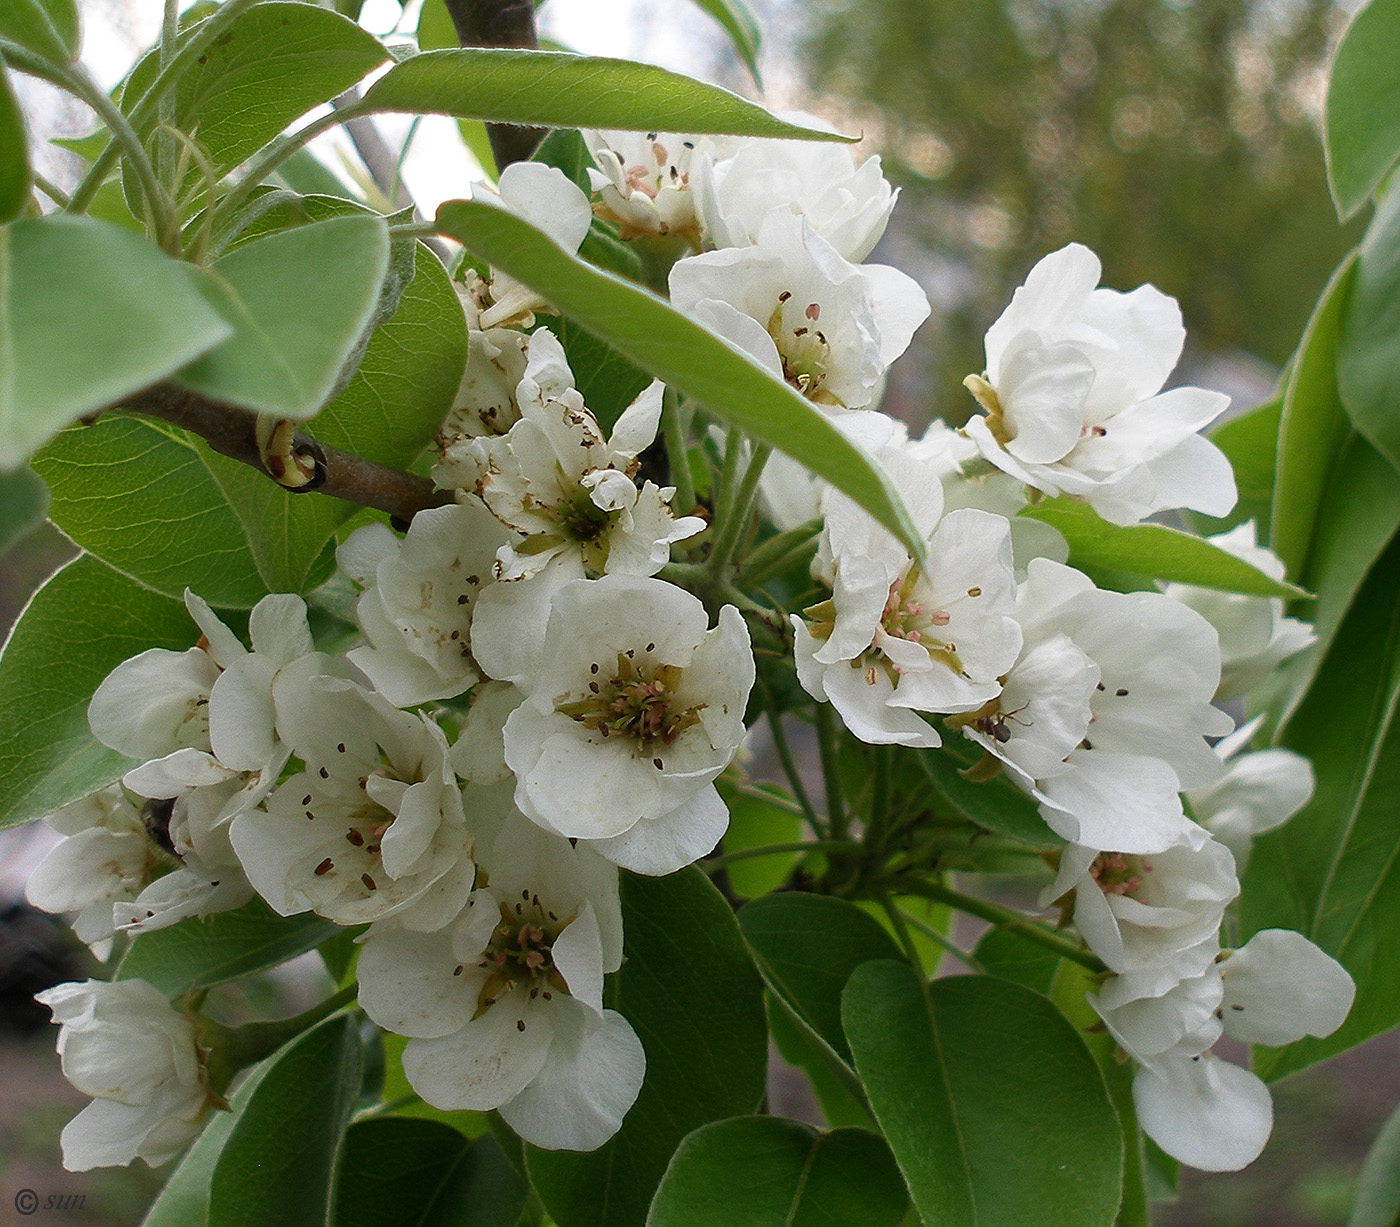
left=704, top=839, right=860, bottom=871
left=875, top=888, right=925, bottom=974
left=662, top=386, right=695, bottom=515
left=816, top=704, right=847, bottom=841
left=896, top=877, right=1105, bottom=973
left=892, top=903, right=986, bottom=973
left=708, top=442, right=772, bottom=576
left=758, top=676, right=825, bottom=837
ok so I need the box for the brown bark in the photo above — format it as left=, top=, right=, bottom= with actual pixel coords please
left=442, top=0, right=548, bottom=169
left=117, top=384, right=452, bottom=523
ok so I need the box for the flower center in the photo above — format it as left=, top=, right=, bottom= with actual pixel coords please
left=1089, top=852, right=1152, bottom=897
left=475, top=895, right=569, bottom=1016
left=768, top=294, right=836, bottom=404
left=557, top=652, right=705, bottom=746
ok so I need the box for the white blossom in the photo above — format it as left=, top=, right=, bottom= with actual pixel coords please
left=433, top=302, right=531, bottom=492
left=471, top=329, right=702, bottom=579
left=963, top=243, right=1235, bottom=524
left=584, top=129, right=732, bottom=242
left=485, top=574, right=754, bottom=875
left=1045, top=832, right=1237, bottom=988
left=336, top=499, right=517, bottom=707
left=88, top=592, right=331, bottom=933
left=1164, top=522, right=1315, bottom=700
left=35, top=979, right=210, bottom=1171
left=963, top=559, right=1233, bottom=854
left=692, top=123, right=897, bottom=261
left=669, top=209, right=929, bottom=410
left=1186, top=719, right=1314, bottom=870
left=25, top=787, right=155, bottom=958
left=230, top=677, right=473, bottom=930
left=357, top=802, right=643, bottom=1151
left=467, top=163, right=594, bottom=329
left=1132, top=1048, right=1274, bottom=1173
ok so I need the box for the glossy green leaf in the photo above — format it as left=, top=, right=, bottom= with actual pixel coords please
left=765, top=997, right=872, bottom=1131
left=335, top=1119, right=527, bottom=1227
left=1242, top=533, right=1400, bottom=1080
left=0, top=554, right=196, bottom=830
left=972, top=927, right=1060, bottom=996
left=1273, top=257, right=1356, bottom=579
left=35, top=0, right=77, bottom=58
left=0, top=214, right=231, bottom=468
left=435, top=198, right=927, bottom=564
left=1022, top=497, right=1305, bottom=597
left=116, top=898, right=341, bottom=999
left=843, top=964, right=1122, bottom=1227
left=1262, top=430, right=1400, bottom=737
left=683, top=0, right=762, bottom=84
left=142, top=1045, right=283, bottom=1227
left=175, top=214, right=390, bottom=418
left=917, top=740, right=1061, bottom=850
left=121, top=3, right=386, bottom=203
left=1348, top=1100, right=1400, bottom=1227
left=365, top=49, right=846, bottom=140
left=33, top=416, right=268, bottom=608
left=207, top=1015, right=364, bottom=1227
left=0, top=464, right=47, bottom=554
left=415, top=0, right=456, bottom=51
left=1339, top=180, right=1400, bottom=474
left=0, top=62, right=31, bottom=223
left=648, top=1116, right=906, bottom=1227
left=1327, top=0, right=1400, bottom=219
left=193, top=240, right=466, bottom=593
left=0, top=0, right=73, bottom=62
left=739, top=891, right=901, bottom=1067
left=527, top=868, right=767, bottom=1227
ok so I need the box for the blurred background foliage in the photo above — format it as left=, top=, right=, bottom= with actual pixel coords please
left=795, top=0, right=1364, bottom=419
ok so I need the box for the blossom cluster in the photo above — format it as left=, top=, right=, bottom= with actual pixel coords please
left=24, top=113, right=1347, bottom=1184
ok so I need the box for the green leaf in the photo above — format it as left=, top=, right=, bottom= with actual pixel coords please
left=0, top=464, right=47, bottom=554
left=33, top=416, right=269, bottom=608
left=765, top=996, right=872, bottom=1130
left=207, top=1014, right=364, bottom=1227
left=143, top=1048, right=280, bottom=1227
left=193, top=240, right=466, bottom=593
left=738, top=891, right=901, bottom=1068
left=1261, top=430, right=1400, bottom=737
left=1242, top=533, right=1400, bottom=1080
left=526, top=867, right=767, bottom=1227
left=1326, top=0, right=1400, bottom=219
left=1348, top=1100, right=1400, bottom=1227
left=647, top=1116, right=907, bottom=1227
left=1272, top=257, right=1356, bottom=580
left=0, top=214, right=231, bottom=468
left=0, top=62, right=31, bottom=223
left=335, top=1119, right=527, bottom=1227
left=0, top=554, right=196, bottom=830
left=0, top=0, right=73, bottom=62
left=1021, top=497, right=1305, bottom=597
left=715, top=782, right=801, bottom=899
left=682, top=0, right=762, bottom=84
left=174, top=213, right=390, bottom=418
left=415, top=0, right=457, bottom=51
left=434, top=198, right=927, bottom=565
left=972, top=927, right=1060, bottom=996
left=36, top=0, right=77, bottom=58
left=842, top=964, right=1123, bottom=1227
left=364, top=49, right=847, bottom=141
left=916, top=740, right=1061, bottom=850
left=116, top=898, right=341, bottom=999
left=121, top=2, right=387, bottom=205
left=1339, top=180, right=1400, bottom=474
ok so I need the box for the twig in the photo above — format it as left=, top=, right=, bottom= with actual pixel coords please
left=441, top=0, right=547, bottom=169
left=115, top=384, right=452, bottom=522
